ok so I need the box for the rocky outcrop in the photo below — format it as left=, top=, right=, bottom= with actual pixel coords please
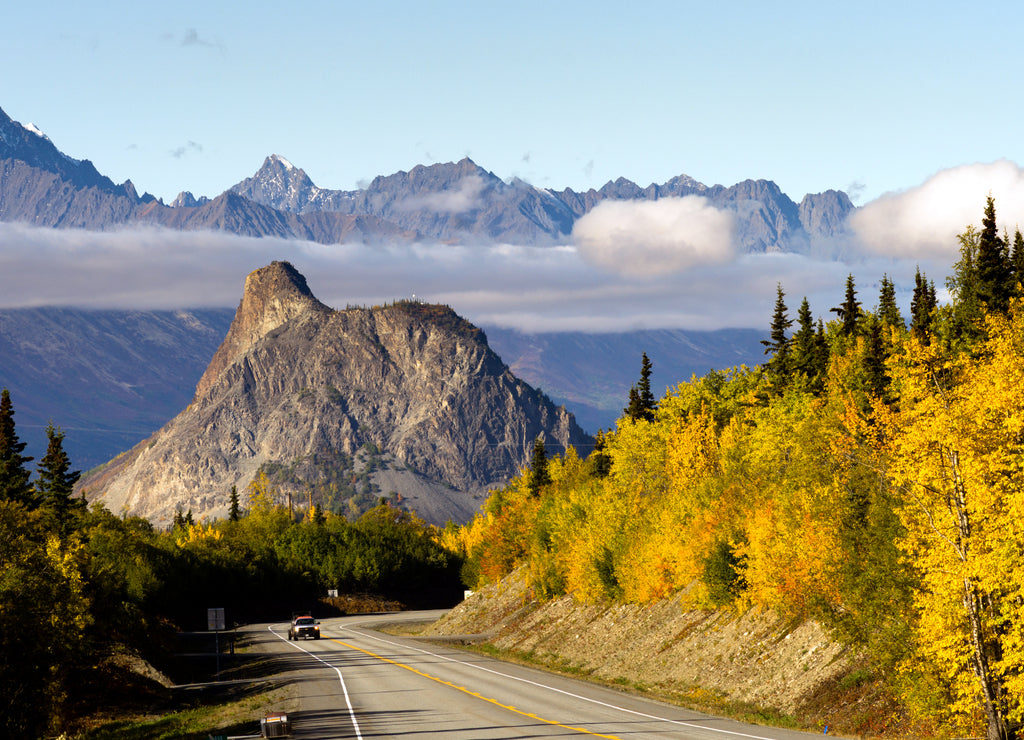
left=80, top=262, right=591, bottom=526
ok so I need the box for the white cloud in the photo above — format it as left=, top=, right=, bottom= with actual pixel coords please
left=572, top=196, right=736, bottom=277
left=0, top=221, right=924, bottom=335
left=849, top=160, right=1024, bottom=259
left=396, top=175, right=487, bottom=214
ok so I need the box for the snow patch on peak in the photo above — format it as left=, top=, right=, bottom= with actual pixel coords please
left=23, top=122, right=50, bottom=141
left=270, top=154, right=295, bottom=170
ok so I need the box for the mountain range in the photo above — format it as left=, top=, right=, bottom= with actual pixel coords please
left=0, top=106, right=854, bottom=252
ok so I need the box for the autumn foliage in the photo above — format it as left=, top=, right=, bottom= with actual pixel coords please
left=455, top=199, right=1024, bottom=739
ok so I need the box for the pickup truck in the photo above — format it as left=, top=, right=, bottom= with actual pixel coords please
left=288, top=615, right=321, bottom=640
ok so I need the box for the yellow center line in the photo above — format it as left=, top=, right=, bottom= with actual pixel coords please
left=330, top=638, right=623, bottom=739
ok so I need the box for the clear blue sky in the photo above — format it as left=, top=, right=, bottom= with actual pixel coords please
left=4, top=1, right=1023, bottom=205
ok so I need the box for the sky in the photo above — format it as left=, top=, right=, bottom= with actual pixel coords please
left=4, top=1, right=1024, bottom=332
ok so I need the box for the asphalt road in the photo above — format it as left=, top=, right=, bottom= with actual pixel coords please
left=252, top=611, right=828, bottom=740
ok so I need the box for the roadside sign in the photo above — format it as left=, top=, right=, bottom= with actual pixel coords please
left=207, top=607, right=225, bottom=631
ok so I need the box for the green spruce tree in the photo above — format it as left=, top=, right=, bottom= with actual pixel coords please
left=527, top=436, right=551, bottom=497
left=877, top=274, right=904, bottom=330
left=911, top=267, right=937, bottom=342
left=791, top=297, right=827, bottom=394
left=623, top=352, right=657, bottom=422
left=0, top=389, right=34, bottom=507
left=1011, top=228, right=1024, bottom=287
left=976, top=195, right=1013, bottom=313
left=34, top=423, right=81, bottom=535
left=831, top=274, right=862, bottom=338
left=761, top=284, right=793, bottom=389
left=228, top=485, right=241, bottom=522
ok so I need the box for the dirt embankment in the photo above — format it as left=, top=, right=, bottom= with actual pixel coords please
left=424, top=570, right=898, bottom=736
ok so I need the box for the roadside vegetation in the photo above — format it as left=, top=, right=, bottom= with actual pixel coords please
left=0, top=417, right=462, bottom=737
left=448, top=197, right=1024, bottom=740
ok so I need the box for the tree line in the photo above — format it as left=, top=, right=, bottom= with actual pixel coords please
left=451, top=196, right=1024, bottom=740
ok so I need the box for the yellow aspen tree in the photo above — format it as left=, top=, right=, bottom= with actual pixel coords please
left=884, top=311, right=1024, bottom=740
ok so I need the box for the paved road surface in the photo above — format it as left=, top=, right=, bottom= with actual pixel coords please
left=249, top=610, right=826, bottom=740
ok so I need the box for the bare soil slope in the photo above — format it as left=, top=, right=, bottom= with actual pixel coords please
left=425, top=570, right=902, bottom=735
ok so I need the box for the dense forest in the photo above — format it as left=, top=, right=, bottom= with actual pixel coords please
left=449, top=197, right=1024, bottom=740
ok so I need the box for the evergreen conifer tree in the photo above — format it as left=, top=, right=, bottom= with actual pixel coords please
left=862, top=317, right=890, bottom=401
left=623, top=352, right=657, bottom=422
left=877, top=274, right=904, bottom=330
left=831, top=274, right=862, bottom=337
left=527, top=436, right=551, bottom=496
left=761, top=284, right=793, bottom=386
left=977, top=195, right=1013, bottom=313
left=791, top=297, right=827, bottom=393
left=228, top=485, right=241, bottom=522
left=911, top=268, right=937, bottom=342
left=0, top=389, right=34, bottom=507
left=35, top=423, right=81, bottom=534
left=1011, top=228, right=1024, bottom=287
left=586, top=429, right=612, bottom=478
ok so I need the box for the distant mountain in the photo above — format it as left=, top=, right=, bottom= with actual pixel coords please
left=0, top=105, right=855, bottom=252
left=0, top=307, right=233, bottom=471
left=79, top=262, right=592, bottom=526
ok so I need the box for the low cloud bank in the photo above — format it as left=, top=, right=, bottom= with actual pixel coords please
left=2, top=161, right=1021, bottom=332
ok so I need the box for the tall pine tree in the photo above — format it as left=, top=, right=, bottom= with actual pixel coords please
left=0, top=389, right=34, bottom=507
left=761, top=283, right=793, bottom=386
left=228, top=484, right=241, bottom=522
left=976, top=195, right=1013, bottom=313
left=623, top=352, right=657, bottom=422
left=911, top=268, right=937, bottom=342
left=831, top=274, right=862, bottom=338
left=527, top=436, right=551, bottom=497
left=877, top=274, right=904, bottom=330
left=35, top=423, right=81, bottom=534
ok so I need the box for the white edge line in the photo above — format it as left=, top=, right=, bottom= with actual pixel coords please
left=341, top=620, right=790, bottom=740
left=267, top=625, right=363, bottom=739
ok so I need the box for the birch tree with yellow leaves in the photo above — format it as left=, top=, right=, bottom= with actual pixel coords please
left=883, top=308, right=1024, bottom=740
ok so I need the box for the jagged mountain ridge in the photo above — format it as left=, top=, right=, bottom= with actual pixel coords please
left=0, top=105, right=855, bottom=251
left=231, top=154, right=855, bottom=253
left=79, top=262, right=592, bottom=526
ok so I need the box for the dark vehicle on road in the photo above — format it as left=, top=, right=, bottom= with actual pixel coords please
left=288, top=615, right=321, bottom=640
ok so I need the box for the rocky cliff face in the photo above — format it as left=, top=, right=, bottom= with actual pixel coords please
left=80, top=261, right=591, bottom=526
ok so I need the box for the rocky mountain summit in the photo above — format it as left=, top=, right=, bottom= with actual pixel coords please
left=80, top=262, right=591, bottom=526
left=0, top=104, right=855, bottom=252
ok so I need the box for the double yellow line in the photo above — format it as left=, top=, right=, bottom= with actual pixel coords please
left=331, top=637, right=623, bottom=739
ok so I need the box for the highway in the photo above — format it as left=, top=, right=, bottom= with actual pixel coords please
left=253, top=611, right=825, bottom=740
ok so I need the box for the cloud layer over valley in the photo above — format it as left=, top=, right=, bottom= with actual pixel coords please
left=2, top=162, right=1023, bottom=333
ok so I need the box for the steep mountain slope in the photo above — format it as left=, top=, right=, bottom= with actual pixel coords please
left=0, top=308, right=233, bottom=471
left=0, top=309, right=766, bottom=477
left=80, top=262, right=591, bottom=526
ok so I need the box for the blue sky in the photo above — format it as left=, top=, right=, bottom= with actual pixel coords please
left=4, top=2, right=1024, bottom=332
left=5, top=1, right=1022, bottom=204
